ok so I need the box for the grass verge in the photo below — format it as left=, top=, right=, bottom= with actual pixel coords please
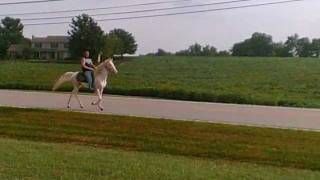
left=1, top=138, right=320, bottom=180
left=1, top=107, right=320, bottom=171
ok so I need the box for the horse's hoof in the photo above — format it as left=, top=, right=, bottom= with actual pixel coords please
left=99, top=107, right=104, bottom=111
left=67, top=105, right=71, bottom=109
left=91, top=102, right=95, bottom=105
left=80, top=106, right=84, bottom=109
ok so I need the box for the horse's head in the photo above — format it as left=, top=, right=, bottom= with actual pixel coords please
left=103, top=58, right=118, bottom=74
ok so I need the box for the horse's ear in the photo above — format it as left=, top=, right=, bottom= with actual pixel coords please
left=97, top=53, right=102, bottom=63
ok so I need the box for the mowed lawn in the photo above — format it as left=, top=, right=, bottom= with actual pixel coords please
left=1, top=107, right=320, bottom=174
left=2, top=56, right=320, bottom=107
left=1, top=138, right=320, bottom=180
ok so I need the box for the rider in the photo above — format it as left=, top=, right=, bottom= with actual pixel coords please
left=81, top=50, right=95, bottom=91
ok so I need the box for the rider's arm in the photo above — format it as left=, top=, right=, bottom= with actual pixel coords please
left=81, top=58, right=94, bottom=71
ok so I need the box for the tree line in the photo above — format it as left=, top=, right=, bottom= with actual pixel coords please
left=1, top=15, right=319, bottom=59
left=148, top=32, right=320, bottom=58
left=148, top=43, right=230, bottom=57
left=232, top=32, right=320, bottom=57
left=0, top=14, right=138, bottom=60
left=68, top=14, right=137, bottom=60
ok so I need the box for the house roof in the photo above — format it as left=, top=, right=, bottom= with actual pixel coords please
left=32, top=36, right=69, bottom=43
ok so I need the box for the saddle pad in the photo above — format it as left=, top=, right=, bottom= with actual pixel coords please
left=76, top=72, right=87, bottom=83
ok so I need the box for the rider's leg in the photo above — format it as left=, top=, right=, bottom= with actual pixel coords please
left=84, top=71, right=94, bottom=90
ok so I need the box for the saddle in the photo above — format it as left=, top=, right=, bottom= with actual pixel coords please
left=76, top=72, right=88, bottom=83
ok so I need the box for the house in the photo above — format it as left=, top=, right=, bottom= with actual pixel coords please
left=31, top=35, right=70, bottom=60
left=7, top=38, right=31, bottom=59
left=7, top=44, right=28, bottom=59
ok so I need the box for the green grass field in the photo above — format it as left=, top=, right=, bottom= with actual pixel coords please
left=2, top=56, right=320, bottom=107
left=1, top=107, right=320, bottom=173
left=1, top=138, right=320, bottom=180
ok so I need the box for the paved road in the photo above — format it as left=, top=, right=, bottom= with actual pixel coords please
left=1, top=89, right=320, bottom=131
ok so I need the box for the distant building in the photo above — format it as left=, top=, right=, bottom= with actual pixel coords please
left=7, top=44, right=28, bottom=59
left=31, top=35, right=70, bottom=60
left=7, top=38, right=31, bottom=59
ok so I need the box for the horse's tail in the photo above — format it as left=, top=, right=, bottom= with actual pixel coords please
left=52, top=72, right=76, bottom=91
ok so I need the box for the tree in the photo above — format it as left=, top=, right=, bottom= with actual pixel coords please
left=155, top=49, right=171, bottom=56
left=21, top=38, right=33, bottom=59
left=0, top=17, right=24, bottom=59
left=250, top=32, right=274, bottom=56
left=145, top=49, right=172, bottom=56
left=103, top=34, right=123, bottom=58
left=202, top=45, right=217, bottom=56
left=176, top=43, right=218, bottom=56
left=273, top=42, right=291, bottom=57
left=108, top=28, right=137, bottom=57
left=68, top=14, right=105, bottom=60
left=232, top=40, right=251, bottom=56
left=217, top=50, right=230, bottom=57
left=0, top=37, right=7, bottom=59
left=311, top=39, right=320, bottom=57
left=22, top=47, right=33, bottom=59
left=175, top=49, right=189, bottom=56
left=285, top=34, right=299, bottom=57
left=232, top=32, right=274, bottom=57
left=296, top=37, right=312, bottom=57
left=188, top=43, right=202, bottom=56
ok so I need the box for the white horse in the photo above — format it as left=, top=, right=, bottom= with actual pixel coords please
left=52, top=58, right=118, bottom=111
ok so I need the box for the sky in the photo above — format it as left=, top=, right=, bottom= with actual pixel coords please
left=0, top=0, right=319, bottom=54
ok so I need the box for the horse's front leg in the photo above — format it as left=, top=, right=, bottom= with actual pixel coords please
left=92, top=88, right=104, bottom=111
left=97, top=88, right=104, bottom=111
left=92, top=88, right=101, bottom=106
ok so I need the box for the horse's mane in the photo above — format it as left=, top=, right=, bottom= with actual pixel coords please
left=95, top=59, right=112, bottom=76
left=94, top=61, right=105, bottom=75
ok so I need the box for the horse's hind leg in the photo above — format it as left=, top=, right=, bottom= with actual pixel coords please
left=68, top=84, right=83, bottom=109
left=74, top=84, right=84, bottom=109
left=67, top=90, right=73, bottom=108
